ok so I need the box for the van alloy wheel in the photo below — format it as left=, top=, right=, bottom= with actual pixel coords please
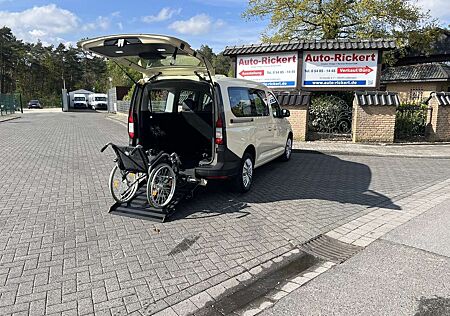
left=242, top=158, right=253, bottom=189
left=280, top=136, right=293, bottom=161
left=233, top=153, right=254, bottom=193
left=285, top=138, right=292, bottom=159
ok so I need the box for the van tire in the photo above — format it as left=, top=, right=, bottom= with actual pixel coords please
left=280, top=136, right=293, bottom=162
left=233, top=153, right=254, bottom=193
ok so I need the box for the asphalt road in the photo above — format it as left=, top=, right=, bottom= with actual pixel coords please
left=260, top=197, right=450, bottom=316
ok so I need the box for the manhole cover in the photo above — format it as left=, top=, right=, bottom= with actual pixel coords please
left=299, top=234, right=362, bottom=263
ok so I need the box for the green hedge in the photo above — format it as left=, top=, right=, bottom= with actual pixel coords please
left=395, top=103, right=428, bottom=140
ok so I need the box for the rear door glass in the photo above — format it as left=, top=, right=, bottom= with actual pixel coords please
left=178, top=90, right=212, bottom=113
left=228, top=87, right=269, bottom=117
left=148, top=89, right=175, bottom=112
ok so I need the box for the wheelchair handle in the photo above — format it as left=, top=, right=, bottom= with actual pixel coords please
left=129, top=145, right=143, bottom=155
left=100, top=143, right=113, bottom=153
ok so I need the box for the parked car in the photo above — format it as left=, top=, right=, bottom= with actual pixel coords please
left=28, top=100, right=42, bottom=109
left=79, top=34, right=292, bottom=192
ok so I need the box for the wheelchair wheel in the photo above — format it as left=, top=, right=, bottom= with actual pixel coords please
left=109, top=165, right=140, bottom=203
left=146, top=163, right=176, bottom=209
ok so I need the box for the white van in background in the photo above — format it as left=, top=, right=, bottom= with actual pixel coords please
left=88, top=93, right=108, bottom=110
left=73, top=94, right=88, bottom=108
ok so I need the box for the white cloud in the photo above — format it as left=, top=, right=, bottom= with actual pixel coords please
left=142, top=7, right=181, bottom=23
left=83, top=16, right=111, bottom=32
left=415, top=0, right=450, bottom=23
left=169, top=14, right=224, bottom=35
left=117, top=22, right=124, bottom=30
left=0, top=4, right=79, bottom=43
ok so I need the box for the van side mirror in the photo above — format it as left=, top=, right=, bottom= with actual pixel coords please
left=282, top=109, right=290, bottom=117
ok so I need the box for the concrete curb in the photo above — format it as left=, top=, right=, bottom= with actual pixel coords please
left=295, top=149, right=450, bottom=159
left=0, top=115, right=21, bottom=123
left=105, top=114, right=127, bottom=127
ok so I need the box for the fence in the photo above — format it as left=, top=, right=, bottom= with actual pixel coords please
left=0, top=93, right=22, bottom=115
left=117, top=101, right=130, bottom=114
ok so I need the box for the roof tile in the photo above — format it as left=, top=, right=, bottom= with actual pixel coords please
left=223, top=39, right=397, bottom=55
left=354, top=91, right=400, bottom=106
left=381, top=63, right=450, bottom=83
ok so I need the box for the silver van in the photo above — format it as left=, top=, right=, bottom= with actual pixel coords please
left=80, top=34, right=293, bottom=192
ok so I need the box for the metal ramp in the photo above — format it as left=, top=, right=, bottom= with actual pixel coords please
left=109, top=183, right=196, bottom=222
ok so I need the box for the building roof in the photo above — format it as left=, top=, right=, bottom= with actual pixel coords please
left=434, top=92, right=450, bottom=106
left=69, top=89, right=94, bottom=94
left=354, top=91, right=400, bottom=106
left=273, top=91, right=311, bottom=106
left=223, top=39, right=396, bottom=56
left=381, top=63, right=450, bottom=83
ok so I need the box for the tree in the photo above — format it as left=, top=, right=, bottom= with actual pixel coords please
left=197, top=45, right=232, bottom=75
left=106, top=61, right=141, bottom=88
left=0, top=27, right=21, bottom=93
left=243, top=0, right=438, bottom=46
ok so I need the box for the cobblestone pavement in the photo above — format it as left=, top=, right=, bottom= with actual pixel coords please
left=1, top=111, right=450, bottom=315
left=295, top=140, right=450, bottom=158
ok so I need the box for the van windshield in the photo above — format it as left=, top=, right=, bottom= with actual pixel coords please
left=95, top=97, right=107, bottom=101
left=74, top=97, right=85, bottom=101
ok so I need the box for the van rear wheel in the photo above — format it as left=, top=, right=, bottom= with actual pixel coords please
left=233, top=153, right=254, bottom=193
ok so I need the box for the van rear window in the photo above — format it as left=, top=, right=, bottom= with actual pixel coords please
left=148, top=89, right=175, bottom=112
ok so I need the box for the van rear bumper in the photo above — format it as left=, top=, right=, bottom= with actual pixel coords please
left=195, top=147, right=241, bottom=179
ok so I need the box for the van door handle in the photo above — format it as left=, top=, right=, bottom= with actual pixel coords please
left=230, top=118, right=254, bottom=123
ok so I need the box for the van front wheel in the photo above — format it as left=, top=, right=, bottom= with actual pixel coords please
left=280, top=136, right=293, bottom=161
left=233, top=153, right=254, bottom=193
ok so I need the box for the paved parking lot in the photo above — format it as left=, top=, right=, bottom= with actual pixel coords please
left=1, top=111, right=450, bottom=315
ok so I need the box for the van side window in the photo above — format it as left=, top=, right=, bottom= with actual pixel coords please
left=268, top=92, right=282, bottom=117
left=228, top=87, right=269, bottom=117
left=148, top=89, right=175, bottom=112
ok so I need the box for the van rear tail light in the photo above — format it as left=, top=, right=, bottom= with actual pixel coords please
left=128, top=113, right=135, bottom=139
left=215, top=115, right=224, bottom=145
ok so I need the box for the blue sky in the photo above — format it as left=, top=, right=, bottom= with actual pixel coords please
left=0, top=0, right=267, bottom=52
left=0, top=0, right=448, bottom=52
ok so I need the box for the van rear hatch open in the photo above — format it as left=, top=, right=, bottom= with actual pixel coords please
left=78, top=34, right=214, bottom=78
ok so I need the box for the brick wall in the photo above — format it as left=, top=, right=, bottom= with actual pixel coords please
left=352, top=104, right=396, bottom=143
left=428, top=96, right=450, bottom=141
left=386, top=82, right=440, bottom=104
left=285, top=106, right=308, bottom=141
left=385, top=82, right=450, bottom=104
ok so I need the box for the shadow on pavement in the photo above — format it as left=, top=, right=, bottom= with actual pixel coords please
left=171, top=151, right=401, bottom=221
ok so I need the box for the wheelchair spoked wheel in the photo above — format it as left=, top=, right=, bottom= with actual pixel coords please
left=109, top=165, right=141, bottom=203
left=146, top=163, right=177, bottom=209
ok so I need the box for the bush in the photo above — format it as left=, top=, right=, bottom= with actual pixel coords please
left=395, top=103, right=428, bottom=140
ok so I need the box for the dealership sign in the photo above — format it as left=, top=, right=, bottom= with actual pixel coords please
left=301, top=50, right=378, bottom=88
left=236, top=52, right=298, bottom=88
